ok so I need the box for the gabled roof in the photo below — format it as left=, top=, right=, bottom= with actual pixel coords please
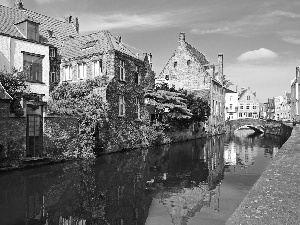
left=61, top=30, right=139, bottom=60
left=185, top=42, right=209, bottom=65
left=0, top=4, right=78, bottom=50
left=0, top=82, right=12, bottom=100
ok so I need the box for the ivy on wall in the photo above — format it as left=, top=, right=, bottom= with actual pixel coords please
left=48, top=77, right=108, bottom=158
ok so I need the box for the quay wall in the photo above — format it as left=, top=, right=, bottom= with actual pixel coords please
left=226, top=125, right=299, bottom=224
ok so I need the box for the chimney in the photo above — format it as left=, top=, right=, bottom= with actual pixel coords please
left=178, top=32, right=186, bottom=46
left=236, top=85, right=238, bottom=93
left=14, top=0, right=24, bottom=10
left=73, top=17, right=79, bottom=33
left=296, top=66, right=300, bottom=79
left=64, top=15, right=79, bottom=33
left=143, top=53, right=148, bottom=61
left=149, top=53, right=153, bottom=69
left=218, top=53, right=223, bottom=77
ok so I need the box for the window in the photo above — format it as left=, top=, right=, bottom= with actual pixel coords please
left=253, top=105, right=257, bottom=109
left=239, top=113, right=243, bottom=117
left=240, top=105, right=243, bottom=109
left=246, top=105, right=250, bottom=109
left=64, top=65, right=72, bottom=81
left=119, top=95, right=125, bottom=116
left=78, top=63, right=87, bottom=79
left=247, top=96, right=250, bottom=100
left=50, top=66, right=56, bottom=82
left=119, top=60, right=125, bottom=81
left=187, top=60, right=191, bottom=66
left=135, top=97, right=140, bottom=119
left=248, top=112, right=252, bottom=117
left=27, top=22, right=39, bottom=41
left=135, top=65, right=140, bottom=84
left=50, top=48, right=56, bottom=58
left=230, top=104, right=233, bottom=110
left=93, top=60, right=103, bottom=77
left=23, top=53, right=43, bottom=82
left=230, top=96, right=232, bottom=101
left=174, top=61, right=177, bottom=67
left=165, top=75, right=169, bottom=80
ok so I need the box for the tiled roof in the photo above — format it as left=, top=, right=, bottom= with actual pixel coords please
left=61, top=30, right=138, bottom=60
left=225, top=88, right=236, bottom=94
left=0, top=4, right=78, bottom=51
left=185, top=43, right=209, bottom=65
left=0, top=82, right=12, bottom=100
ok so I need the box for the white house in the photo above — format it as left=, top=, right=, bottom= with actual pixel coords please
left=225, top=89, right=238, bottom=120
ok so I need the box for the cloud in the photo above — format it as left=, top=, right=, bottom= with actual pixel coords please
left=78, top=9, right=196, bottom=33
left=191, top=10, right=300, bottom=37
left=279, top=31, right=300, bottom=45
left=271, top=10, right=300, bottom=18
left=237, top=48, right=278, bottom=62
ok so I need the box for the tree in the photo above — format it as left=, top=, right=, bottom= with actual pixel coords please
left=0, top=70, right=27, bottom=116
left=186, top=93, right=210, bottom=123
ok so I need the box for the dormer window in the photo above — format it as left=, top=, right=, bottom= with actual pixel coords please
left=15, top=19, right=40, bottom=42
left=174, top=61, right=177, bottom=68
left=27, top=21, right=39, bottom=41
left=187, top=60, right=191, bottom=66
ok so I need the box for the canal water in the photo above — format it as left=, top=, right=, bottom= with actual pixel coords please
left=0, top=129, right=287, bottom=225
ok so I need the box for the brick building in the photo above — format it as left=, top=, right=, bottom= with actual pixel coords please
left=156, top=32, right=225, bottom=133
left=0, top=0, right=79, bottom=102
left=291, top=66, right=300, bottom=121
left=60, top=30, right=155, bottom=152
left=237, top=87, right=259, bottom=119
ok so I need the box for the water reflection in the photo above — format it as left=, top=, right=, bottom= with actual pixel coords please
left=0, top=130, right=286, bottom=225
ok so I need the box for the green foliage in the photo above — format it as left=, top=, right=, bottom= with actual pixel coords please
left=145, top=84, right=210, bottom=129
left=186, top=93, right=211, bottom=123
left=48, top=77, right=107, bottom=158
left=0, top=70, right=27, bottom=116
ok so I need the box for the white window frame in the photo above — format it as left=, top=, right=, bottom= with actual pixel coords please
left=50, top=71, right=56, bottom=82
left=50, top=48, right=56, bottom=58
left=78, top=62, right=87, bottom=79
left=119, top=60, right=125, bottom=81
left=93, top=60, right=103, bottom=77
left=119, top=95, right=125, bottom=116
left=135, top=97, right=140, bottom=119
left=135, top=65, right=140, bottom=84
left=64, top=65, right=72, bottom=81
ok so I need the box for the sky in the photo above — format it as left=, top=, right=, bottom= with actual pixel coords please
left=2, top=0, right=300, bottom=102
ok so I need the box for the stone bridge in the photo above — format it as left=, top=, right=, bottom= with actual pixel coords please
left=227, top=118, right=266, bottom=133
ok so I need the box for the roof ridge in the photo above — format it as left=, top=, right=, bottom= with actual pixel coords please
left=23, top=8, right=70, bottom=24
left=104, top=30, right=115, bottom=51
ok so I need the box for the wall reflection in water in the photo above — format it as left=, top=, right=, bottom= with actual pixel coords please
left=0, top=131, right=284, bottom=225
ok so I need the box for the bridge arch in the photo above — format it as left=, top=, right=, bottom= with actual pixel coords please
left=228, top=119, right=266, bottom=133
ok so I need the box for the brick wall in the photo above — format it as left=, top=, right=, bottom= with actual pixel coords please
left=0, top=100, right=10, bottom=118
left=0, top=117, right=26, bottom=159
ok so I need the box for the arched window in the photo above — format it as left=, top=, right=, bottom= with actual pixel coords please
left=187, top=60, right=191, bottom=66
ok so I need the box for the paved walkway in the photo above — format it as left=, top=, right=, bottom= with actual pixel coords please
left=226, top=125, right=300, bottom=225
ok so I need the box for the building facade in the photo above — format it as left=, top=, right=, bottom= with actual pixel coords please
left=237, top=87, right=259, bottom=119
left=266, top=98, right=275, bottom=120
left=0, top=0, right=79, bottom=101
left=156, top=32, right=225, bottom=133
left=225, top=89, right=238, bottom=120
left=274, top=92, right=291, bottom=121
left=291, top=66, right=300, bottom=121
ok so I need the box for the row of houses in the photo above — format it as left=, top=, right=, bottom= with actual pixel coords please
left=224, top=87, right=260, bottom=121
left=0, top=1, right=227, bottom=157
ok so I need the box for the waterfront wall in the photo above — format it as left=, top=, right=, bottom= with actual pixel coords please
left=226, top=125, right=299, bottom=224
left=264, top=121, right=292, bottom=139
